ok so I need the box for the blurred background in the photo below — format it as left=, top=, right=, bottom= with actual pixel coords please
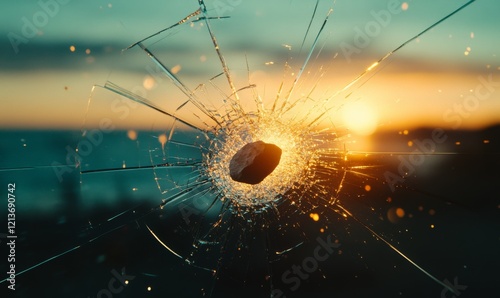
left=1, top=0, right=500, bottom=130
left=0, top=0, right=499, bottom=297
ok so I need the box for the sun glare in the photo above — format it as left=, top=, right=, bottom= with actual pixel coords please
left=341, top=101, right=379, bottom=136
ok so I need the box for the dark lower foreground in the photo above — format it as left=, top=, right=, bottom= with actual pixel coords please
left=0, top=128, right=499, bottom=297
left=3, top=181, right=499, bottom=298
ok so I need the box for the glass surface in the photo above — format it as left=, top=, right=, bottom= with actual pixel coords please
left=0, top=1, right=499, bottom=297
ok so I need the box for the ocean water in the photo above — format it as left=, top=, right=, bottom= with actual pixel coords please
left=0, top=128, right=498, bottom=297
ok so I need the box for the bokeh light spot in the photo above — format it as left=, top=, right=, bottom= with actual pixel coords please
left=310, top=213, right=320, bottom=222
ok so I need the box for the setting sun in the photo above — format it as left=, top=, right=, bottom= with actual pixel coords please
left=341, top=101, right=379, bottom=136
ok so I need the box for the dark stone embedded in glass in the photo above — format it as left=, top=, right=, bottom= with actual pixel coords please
left=229, top=141, right=282, bottom=185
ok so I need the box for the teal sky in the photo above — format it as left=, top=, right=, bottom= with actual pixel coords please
left=2, top=0, right=498, bottom=57
left=1, top=0, right=499, bottom=129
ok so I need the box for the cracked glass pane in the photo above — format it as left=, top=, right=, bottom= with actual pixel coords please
left=1, top=0, right=499, bottom=297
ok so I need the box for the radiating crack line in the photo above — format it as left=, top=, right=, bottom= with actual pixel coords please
left=336, top=204, right=458, bottom=294
left=309, top=0, right=477, bottom=126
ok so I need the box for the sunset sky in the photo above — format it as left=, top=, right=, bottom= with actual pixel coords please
left=1, top=0, right=499, bottom=133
